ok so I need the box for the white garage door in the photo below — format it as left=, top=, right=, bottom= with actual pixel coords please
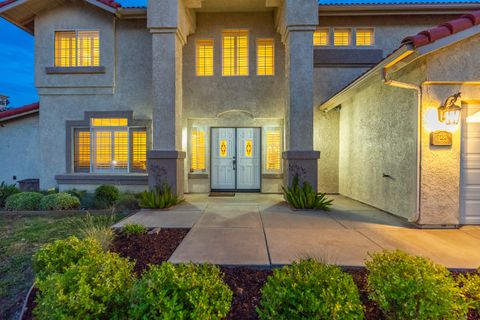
left=461, top=104, right=480, bottom=224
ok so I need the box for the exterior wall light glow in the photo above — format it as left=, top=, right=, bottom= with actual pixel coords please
left=438, top=93, right=462, bottom=125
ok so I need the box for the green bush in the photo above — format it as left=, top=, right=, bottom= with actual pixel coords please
left=458, top=268, right=480, bottom=311
left=95, top=185, right=120, bottom=207
left=123, top=223, right=147, bottom=237
left=78, top=213, right=116, bottom=251
left=34, top=251, right=135, bottom=320
left=39, top=192, right=81, bottom=211
left=0, top=182, right=19, bottom=208
left=115, top=193, right=140, bottom=211
left=129, top=263, right=232, bottom=320
left=257, top=260, right=364, bottom=320
left=139, top=184, right=178, bottom=209
left=33, top=236, right=103, bottom=281
left=366, top=250, right=468, bottom=320
left=282, top=175, right=333, bottom=210
left=5, top=192, right=44, bottom=211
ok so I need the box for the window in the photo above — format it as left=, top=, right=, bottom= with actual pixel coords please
left=196, top=40, right=214, bottom=77
left=313, top=29, right=329, bottom=46
left=191, top=127, right=207, bottom=172
left=257, top=39, right=274, bottom=76
left=222, top=30, right=249, bottom=76
left=333, top=28, right=351, bottom=46
left=356, top=28, right=374, bottom=46
left=55, top=30, right=100, bottom=67
left=265, top=127, right=282, bottom=172
left=73, top=118, right=147, bottom=173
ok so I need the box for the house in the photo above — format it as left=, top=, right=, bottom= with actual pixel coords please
left=0, top=94, right=9, bottom=111
left=0, top=0, right=479, bottom=226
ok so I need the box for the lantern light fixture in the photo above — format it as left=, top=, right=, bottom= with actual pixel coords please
left=438, top=92, right=462, bottom=125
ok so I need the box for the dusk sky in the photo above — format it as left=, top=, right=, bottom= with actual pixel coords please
left=0, top=0, right=475, bottom=107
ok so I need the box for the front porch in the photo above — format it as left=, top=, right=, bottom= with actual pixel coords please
left=114, top=194, right=480, bottom=268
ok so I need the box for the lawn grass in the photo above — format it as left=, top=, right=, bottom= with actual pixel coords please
left=0, top=210, right=126, bottom=320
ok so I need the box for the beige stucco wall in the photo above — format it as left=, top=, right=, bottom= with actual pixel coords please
left=0, top=115, right=40, bottom=185
left=34, top=3, right=152, bottom=189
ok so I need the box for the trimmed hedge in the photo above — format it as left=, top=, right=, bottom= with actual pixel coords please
left=0, top=182, right=19, bottom=208
left=366, top=250, right=468, bottom=320
left=257, top=260, right=364, bottom=320
left=5, top=192, right=44, bottom=211
left=39, top=192, right=81, bottom=211
left=129, top=263, right=232, bottom=319
left=95, top=185, right=120, bottom=208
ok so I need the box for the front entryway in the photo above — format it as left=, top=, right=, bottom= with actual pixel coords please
left=211, top=128, right=261, bottom=191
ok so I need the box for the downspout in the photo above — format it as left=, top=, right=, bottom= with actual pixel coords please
left=382, top=69, right=422, bottom=223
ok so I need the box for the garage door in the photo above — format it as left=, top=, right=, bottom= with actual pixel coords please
left=461, top=103, right=480, bottom=224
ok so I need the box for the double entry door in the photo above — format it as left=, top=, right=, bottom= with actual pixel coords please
left=211, top=128, right=261, bottom=191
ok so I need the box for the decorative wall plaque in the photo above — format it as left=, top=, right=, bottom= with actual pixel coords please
left=430, top=131, right=452, bottom=146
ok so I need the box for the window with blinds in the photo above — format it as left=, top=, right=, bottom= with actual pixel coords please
left=356, top=28, right=374, bottom=46
left=333, top=28, right=351, bottom=46
left=222, top=30, right=249, bottom=76
left=73, top=118, right=147, bottom=174
left=257, top=39, right=274, bottom=76
left=191, top=127, right=206, bottom=172
left=313, top=29, right=329, bottom=46
left=55, top=30, right=100, bottom=67
left=196, top=40, right=214, bottom=77
left=265, top=127, right=282, bottom=172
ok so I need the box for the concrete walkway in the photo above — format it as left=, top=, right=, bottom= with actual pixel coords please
left=114, top=194, right=480, bottom=268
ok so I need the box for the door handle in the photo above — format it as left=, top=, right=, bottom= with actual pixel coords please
left=233, top=157, right=236, bottom=171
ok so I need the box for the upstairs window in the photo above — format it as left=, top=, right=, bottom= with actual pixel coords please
left=222, top=30, right=249, bottom=76
left=333, top=28, right=351, bottom=46
left=313, top=28, right=329, bottom=46
left=73, top=118, right=147, bottom=173
left=256, top=39, right=274, bottom=76
left=55, top=30, right=100, bottom=67
left=196, top=40, right=214, bottom=77
left=356, top=28, right=375, bottom=46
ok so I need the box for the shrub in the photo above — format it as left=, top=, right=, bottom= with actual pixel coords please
left=139, top=184, right=178, bottom=209
left=65, top=189, right=87, bottom=201
left=123, top=223, right=147, bottom=237
left=34, top=251, right=135, bottom=320
left=366, top=250, right=468, bottom=320
left=129, top=263, right=232, bottom=319
left=33, top=236, right=103, bottom=281
left=115, top=193, right=140, bottom=211
left=95, top=185, right=120, bottom=207
left=257, top=260, right=364, bottom=320
left=39, top=192, right=81, bottom=211
left=5, top=192, right=44, bottom=211
left=0, top=182, right=19, bottom=208
left=282, top=175, right=333, bottom=210
left=458, top=269, right=480, bottom=311
left=78, top=213, right=116, bottom=251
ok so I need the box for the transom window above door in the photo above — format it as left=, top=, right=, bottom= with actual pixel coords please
left=55, top=30, right=100, bottom=67
left=73, top=117, right=147, bottom=174
left=222, top=30, right=249, bottom=76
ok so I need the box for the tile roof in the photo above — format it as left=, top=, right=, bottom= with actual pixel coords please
left=0, top=0, right=122, bottom=9
left=0, top=102, right=39, bottom=121
left=402, top=10, right=480, bottom=47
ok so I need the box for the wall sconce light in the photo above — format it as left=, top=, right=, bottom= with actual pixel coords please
left=438, top=92, right=462, bottom=125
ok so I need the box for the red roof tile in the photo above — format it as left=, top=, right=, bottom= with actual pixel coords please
left=0, top=0, right=121, bottom=9
left=0, top=102, right=39, bottom=120
left=403, top=10, right=480, bottom=48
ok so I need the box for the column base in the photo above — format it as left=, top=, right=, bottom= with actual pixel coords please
left=147, top=150, right=186, bottom=198
left=283, top=150, right=321, bottom=191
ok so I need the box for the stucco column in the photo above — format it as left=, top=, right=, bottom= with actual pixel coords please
left=147, top=28, right=186, bottom=197
left=283, top=26, right=320, bottom=190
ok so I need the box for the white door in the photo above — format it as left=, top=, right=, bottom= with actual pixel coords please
left=236, top=128, right=261, bottom=190
left=211, top=128, right=236, bottom=190
left=461, top=104, right=480, bottom=224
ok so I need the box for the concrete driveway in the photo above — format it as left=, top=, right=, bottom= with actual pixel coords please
left=115, top=194, right=480, bottom=268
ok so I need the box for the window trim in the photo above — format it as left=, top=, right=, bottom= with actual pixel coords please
left=221, top=29, right=250, bottom=77
left=53, top=29, right=101, bottom=68
left=355, top=27, right=375, bottom=47
left=196, top=39, right=215, bottom=77
left=256, top=38, right=275, bottom=76
left=313, top=28, right=330, bottom=47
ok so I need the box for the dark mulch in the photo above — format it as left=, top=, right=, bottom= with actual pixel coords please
left=344, top=267, right=384, bottom=320
left=222, top=267, right=272, bottom=320
left=110, top=228, right=190, bottom=274
left=21, top=287, right=36, bottom=320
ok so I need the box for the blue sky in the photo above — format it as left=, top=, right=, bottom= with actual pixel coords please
left=0, top=0, right=477, bottom=107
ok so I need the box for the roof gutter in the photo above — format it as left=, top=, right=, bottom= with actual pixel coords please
left=0, top=109, right=39, bottom=123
